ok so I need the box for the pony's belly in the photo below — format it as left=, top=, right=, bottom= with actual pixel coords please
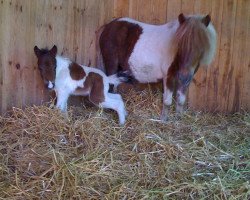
left=129, top=61, right=163, bottom=83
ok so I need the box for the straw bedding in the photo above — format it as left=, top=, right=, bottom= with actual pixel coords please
left=0, top=88, right=249, bottom=199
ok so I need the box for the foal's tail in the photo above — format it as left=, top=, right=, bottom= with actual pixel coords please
left=107, top=72, right=131, bottom=88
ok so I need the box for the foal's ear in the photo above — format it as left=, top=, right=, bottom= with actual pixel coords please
left=178, top=13, right=186, bottom=24
left=50, top=45, right=57, bottom=57
left=202, top=14, right=211, bottom=27
left=34, top=46, right=41, bottom=57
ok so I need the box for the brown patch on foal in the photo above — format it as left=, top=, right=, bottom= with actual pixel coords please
left=69, top=62, right=86, bottom=80
left=74, top=72, right=105, bottom=105
left=99, top=20, right=143, bottom=75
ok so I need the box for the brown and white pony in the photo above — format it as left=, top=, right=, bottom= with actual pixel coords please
left=99, top=13, right=217, bottom=120
left=34, top=45, right=127, bottom=125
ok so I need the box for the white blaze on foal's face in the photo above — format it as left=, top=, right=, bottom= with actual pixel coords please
left=48, top=81, right=54, bottom=89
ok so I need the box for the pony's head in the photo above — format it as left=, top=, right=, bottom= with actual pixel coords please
left=173, top=13, right=214, bottom=90
left=34, top=45, right=57, bottom=90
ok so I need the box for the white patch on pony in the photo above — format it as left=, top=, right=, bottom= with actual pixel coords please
left=177, top=91, right=186, bottom=105
left=48, top=81, right=53, bottom=89
left=164, top=89, right=173, bottom=106
left=119, top=18, right=179, bottom=83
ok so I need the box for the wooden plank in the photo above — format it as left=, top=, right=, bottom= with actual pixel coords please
left=210, top=0, right=237, bottom=112
left=0, top=0, right=26, bottom=112
left=114, top=0, right=129, bottom=18
left=0, top=0, right=4, bottom=113
left=151, top=0, right=168, bottom=24
left=232, top=0, right=250, bottom=112
left=167, top=0, right=181, bottom=21
left=241, top=0, right=250, bottom=111
left=181, top=0, right=194, bottom=15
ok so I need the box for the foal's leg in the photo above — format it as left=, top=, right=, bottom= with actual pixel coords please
left=108, top=93, right=128, bottom=116
left=161, top=77, right=174, bottom=121
left=100, top=94, right=126, bottom=125
left=56, top=90, right=70, bottom=113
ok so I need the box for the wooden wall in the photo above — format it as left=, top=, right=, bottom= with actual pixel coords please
left=0, top=0, right=249, bottom=114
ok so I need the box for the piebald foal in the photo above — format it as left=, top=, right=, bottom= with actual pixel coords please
left=34, top=45, right=127, bottom=125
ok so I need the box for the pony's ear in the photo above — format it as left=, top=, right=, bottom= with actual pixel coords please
left=178, top=13, right=186, bottom=24
left=202, top=14, right=211, bottom=27
left=50, top=45, right=57, bottom=57
left=34, top=46, right=41, bottom=57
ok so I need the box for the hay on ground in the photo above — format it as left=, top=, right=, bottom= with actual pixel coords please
left=0, top=88, right=249, bottom=199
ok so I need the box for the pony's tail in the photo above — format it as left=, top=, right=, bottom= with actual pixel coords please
left=95, top=25, right=105, bottom=72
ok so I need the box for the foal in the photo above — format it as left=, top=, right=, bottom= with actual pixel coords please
left=34, top=45, right=127, bottom=125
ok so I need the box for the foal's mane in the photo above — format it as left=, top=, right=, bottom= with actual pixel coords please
left=172, top=15, right=211, bottom=67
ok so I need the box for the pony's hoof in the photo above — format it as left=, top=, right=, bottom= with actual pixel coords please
left=160, top=114, right=169, bottom=122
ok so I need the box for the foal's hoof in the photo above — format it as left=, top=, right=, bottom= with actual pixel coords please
left=119, top=121, right=126, bottom=126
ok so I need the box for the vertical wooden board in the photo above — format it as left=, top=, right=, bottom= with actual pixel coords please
left=212, top=0, right=237, bottom=112
left=114, top=0, right=129, bottom=18
left=133, top=0, right=153, bottom=22
left=242, top=0, right=250, bottom=111
left=71, top=0, right=85, bottom=64
left=151, top=0, right=168, bottom=24
left=0, top=0, right=4, bottom=112
left=181, top=0, right=194, bottom=15
left=166, top=0, right=181, bottom=21
left=96, top=0, right=114, bottom=68
left=236, top=0, right=250, bottom=111
left=128, top=0, right=167, bottom=24
left=0, top=0, right=25, bottom=112
left=128, top=0, right=139, bottom=19
left=82, top=0, right=104, bottom=67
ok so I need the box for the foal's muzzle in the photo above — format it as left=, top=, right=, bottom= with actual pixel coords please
left=45, top=81, right=55, bottom=90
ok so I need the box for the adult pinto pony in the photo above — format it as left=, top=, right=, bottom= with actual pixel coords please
left=99, top=13, right=217, bottom=120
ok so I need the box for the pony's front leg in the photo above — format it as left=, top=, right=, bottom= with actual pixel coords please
left=176, top=73, right=192, bottom=114
left=55, top=90, right=70, bottom=114
left=161, top=77, right=173, bottom=121
left=176, top=90, right=186, bottom=113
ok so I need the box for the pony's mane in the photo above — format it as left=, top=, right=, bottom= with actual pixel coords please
left=172, top=15, right=215, bottom=67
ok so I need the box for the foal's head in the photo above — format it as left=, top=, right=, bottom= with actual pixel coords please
left=34, top=45, right=57, bottom=89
